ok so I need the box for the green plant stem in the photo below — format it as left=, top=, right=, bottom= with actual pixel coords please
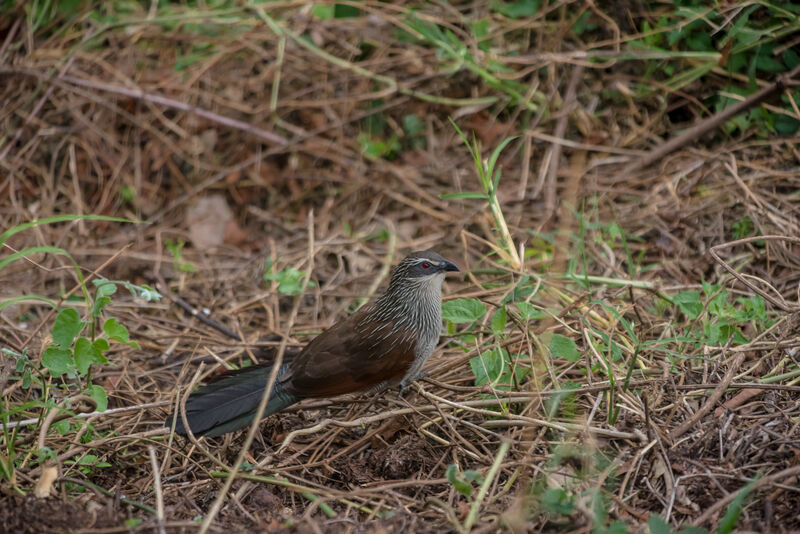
left=463, top=440, right=510, bottom=532
left=560, top=274, right=655, bottom=289
left=759, top=368, right=800, bottom=384
left=253, top=7, right=497, bottom=108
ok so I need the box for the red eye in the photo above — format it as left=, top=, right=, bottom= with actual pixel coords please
left=421, top=262, right=431, bottom=269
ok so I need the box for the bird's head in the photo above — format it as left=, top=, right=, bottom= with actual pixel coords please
left=387, top=250, right=460, bottom=292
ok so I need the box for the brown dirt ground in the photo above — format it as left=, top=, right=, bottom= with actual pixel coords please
left=1, top=2, right=800, bottom=533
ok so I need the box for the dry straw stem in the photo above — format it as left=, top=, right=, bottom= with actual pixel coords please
left=148, top=446, right=167, bottom=534
left=3, top=1, right=800, bottom=530
left=252, top=6, right=498, bottom=109
left=623, top=63, right=800, bottom=173
left=710, top=235, right=800, bottom=313
left=198, top=210, right=315, bottom=534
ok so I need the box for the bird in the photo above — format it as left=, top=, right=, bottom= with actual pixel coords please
left=166, top=250, right=460, bottom=437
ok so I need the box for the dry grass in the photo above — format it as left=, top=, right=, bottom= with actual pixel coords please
left=1, top=1, right=800, bottom=532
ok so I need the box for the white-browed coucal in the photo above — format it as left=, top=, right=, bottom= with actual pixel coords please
left=166, top=250, right=459, bottom=437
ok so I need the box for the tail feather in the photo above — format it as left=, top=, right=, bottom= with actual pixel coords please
left=166, top=363, right=297, bottom=437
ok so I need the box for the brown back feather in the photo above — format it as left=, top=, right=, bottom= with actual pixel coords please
left=283, top=306, right=417, bottom=398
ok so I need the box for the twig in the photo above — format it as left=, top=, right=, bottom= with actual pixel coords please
left=5, top=399, right=166, bottom=429
left=279, top=392, right=640, bottom=452
left=0, top=15, right=20, bottom=62
left=198, top=210, right=315, bottom=534
left=709, top=235, right=800, bottom=313
left=155, top=273, right=243, bottom=341
left=544, top=65, right=584, bottom=217
left=56, top=75, right=287, bottom=147
left=668, top=341, right=743, bottom=442
left=148, top=446, right=166, bottom=534
left=692, top=465, right=800, bottom=527
left=58, top=477, right=156, bottom=514
left=354, top=219, right=397, bottom=309
left=623, top=63, right=800, bottom=173
left=0, top=46, right=81, bottom=163
left=36, top=395, right=97, bottom=449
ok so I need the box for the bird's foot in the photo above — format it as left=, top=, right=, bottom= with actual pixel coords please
left=398, top=371, right=429, bottom=398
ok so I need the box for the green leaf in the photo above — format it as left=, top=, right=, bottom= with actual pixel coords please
left=94, top=280, right=117, bottom=297
left=471, top=18, right=490, bottom=52
left=717, top=476, right=759, bottom=534
left=462, top=470, right=484, bottom=484
left=491, top=306, right=507, bottom=335
left=502, top=275, right=537, bottom=303
left=775, top=113, right=800, bottom=135
left=607, top=520, right=630, bottom=534
left=470, top=349, right=502, bottom=386
left=312, top=4, right=334, bottom=19
left=647, top=515, right=670, bottom=534
left=486, top=135, right=518, bottom=189
left=333, top=4, right=361, bottom=18
left=52, top=419, right=71, bottom=435
left=784, top=48, right=800, bottom=70
left=673, top=290, right=703, bottom=320
left=548, top=333, right=580, bottom=363
left=402, top=114, right=425, bottom=136
left=241, top=461, right=255, bottom=472
left=91, top=296, right=111, bottom=318
left=439, top=192, right=489, bottom=200
left=541, top=488, right=573, bottom=515
left=264, top=259, right=316, bottom=296
left=442, top=298, right=487, bottom=324
left=756, top=53, right=785, bottom=73
left=42, top=346, right=72, bottom=376
left=52, top=308, right=84, bottom=348
left=0, top=295, right=58, bottom=313
left=573, top=10, right=596, bottom=36
left=76, top=454, right=99, bottom=465
left=103, top=318, right=140, bottom=349
left=22, top=368, right=31, bottom=389
left=514, top=301, right=546, bottom=320
left=445, top=464, right=473, bottom=497
left=491, top=0, right=540, bottom=19
left=74, top=337, right=108, bottom=375
left=86, top=384, right=108, bottom=412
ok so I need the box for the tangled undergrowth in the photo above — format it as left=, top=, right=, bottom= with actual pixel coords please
left=1, top=1, right=799, bottom=532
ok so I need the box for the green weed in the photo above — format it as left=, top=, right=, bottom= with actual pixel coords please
left=443, top=123, right=522, bottom=269
left=630, top=3, right=800, bottom=136
left=445, top=464, right=484, bottom=499
left=165, top=238, right=198, bottom=273
left=263, top=257, right=316, bottom=296
left=0, top=215, right=151, bottom=490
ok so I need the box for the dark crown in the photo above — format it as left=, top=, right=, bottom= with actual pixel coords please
left=388, top=250, right=458, bottom=285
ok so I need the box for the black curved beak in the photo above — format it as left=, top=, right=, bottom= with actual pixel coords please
left=442, top=259, right=460, bottom=272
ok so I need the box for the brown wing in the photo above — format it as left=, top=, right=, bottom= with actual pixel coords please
left=283, top=308, right=416, bottom=398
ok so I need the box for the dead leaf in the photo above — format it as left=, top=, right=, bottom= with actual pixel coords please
left=464, top=111, right=514, bottom=146
left=186, top=195, right=234, bottom=250
left=224, top=219, right=249, bottom=246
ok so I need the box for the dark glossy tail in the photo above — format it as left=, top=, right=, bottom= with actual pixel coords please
left=165, top=363, right=297, bottom=437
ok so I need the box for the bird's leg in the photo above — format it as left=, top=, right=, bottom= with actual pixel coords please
left=398, top=370, right=429, bottom=398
